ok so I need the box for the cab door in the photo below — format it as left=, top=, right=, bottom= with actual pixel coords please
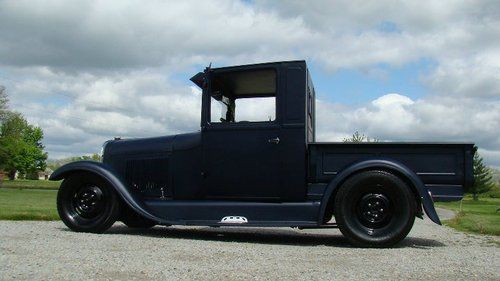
left=202, top=123, right=282, bottom=201
left=201, top=67, right=283, bottom=201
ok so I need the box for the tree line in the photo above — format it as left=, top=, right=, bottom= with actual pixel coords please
left=46, top=153, right=101, bottom=172
left=0, top=86, right=47, bottom=180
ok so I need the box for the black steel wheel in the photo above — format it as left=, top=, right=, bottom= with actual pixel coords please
left=334, top=170, right=416, bottom=247
left=57, top=172, right=120, bottom=233
left=121, top=206, right=157, bottom=229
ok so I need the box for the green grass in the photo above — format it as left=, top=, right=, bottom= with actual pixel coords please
left=0, top=188, right=59, bottom=220
left=436, top=197, right=500, bottom=236
left=0, top=179, right=61, bottom=190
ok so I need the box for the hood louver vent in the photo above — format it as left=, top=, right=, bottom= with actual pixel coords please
left=125, top=157, right=171, bottom=198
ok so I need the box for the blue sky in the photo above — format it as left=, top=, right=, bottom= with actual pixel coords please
left=309, top=59, right=434, bottom=105
left=0, top=0, right=499, bottom=167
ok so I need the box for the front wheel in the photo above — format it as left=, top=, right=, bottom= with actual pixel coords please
left=57, top=172, right=120, bottom=233
left=334, top=170, right=416, bottom=247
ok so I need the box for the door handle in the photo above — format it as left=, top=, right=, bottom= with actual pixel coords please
left=268, top=137, right=280, bottom=144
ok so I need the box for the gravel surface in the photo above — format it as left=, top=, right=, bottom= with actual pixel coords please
left=1, top=212, right=499, bottom=280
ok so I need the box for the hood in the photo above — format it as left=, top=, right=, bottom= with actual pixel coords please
left=104, top=132, right=201, bottom=157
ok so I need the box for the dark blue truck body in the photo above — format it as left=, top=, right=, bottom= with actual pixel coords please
left=51, top=60, right=474, bottom=246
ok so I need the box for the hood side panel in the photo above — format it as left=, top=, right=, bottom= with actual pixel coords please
left=106, top=135, right=176, bottom=156
left=102, top=132, right=202, bottom=201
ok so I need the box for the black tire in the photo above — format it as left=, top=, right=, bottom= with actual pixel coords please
left=120, top=206, right=157, bottom=229
left=334, top=170, right=416, bottom=247
left=57, top=172, right=120, bottom=233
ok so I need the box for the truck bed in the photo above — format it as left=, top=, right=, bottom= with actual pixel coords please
left=308, top=142, right=475, bottom=201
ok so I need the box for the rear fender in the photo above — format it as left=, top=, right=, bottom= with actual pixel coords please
left=50, top=161, right=166, bottom=224
left=319, top=159, right=441, bottom=225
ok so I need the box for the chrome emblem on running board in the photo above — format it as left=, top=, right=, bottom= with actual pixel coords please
left=220, top=216, right=248, bottom=224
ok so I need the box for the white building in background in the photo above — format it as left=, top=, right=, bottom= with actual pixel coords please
left=38, top=168, right=53, bottom=180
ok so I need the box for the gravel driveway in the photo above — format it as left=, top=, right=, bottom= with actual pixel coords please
left=1, top=211, right=499, bottom=280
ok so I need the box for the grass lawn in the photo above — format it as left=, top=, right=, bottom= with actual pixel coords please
left=0, top=179, right=61, bottom=190
left=436, top=197, right=500, bottom=236
left=0, top=188, right=59, bottom=220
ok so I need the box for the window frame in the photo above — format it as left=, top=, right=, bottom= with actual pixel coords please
left=205, top=66, right=280, bottom=129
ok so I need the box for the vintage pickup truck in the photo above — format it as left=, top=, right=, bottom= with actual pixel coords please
left=51, top=60, right=474, bottom=247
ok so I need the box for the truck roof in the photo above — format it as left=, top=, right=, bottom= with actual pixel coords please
left=190, top=60, right=307, bottom=88
left=210, top=60, right=306, bottom=71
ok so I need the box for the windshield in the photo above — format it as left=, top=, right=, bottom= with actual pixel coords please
left=212, top=95, right=235, bottom=122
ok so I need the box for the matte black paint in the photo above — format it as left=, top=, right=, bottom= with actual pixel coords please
left=51, top=60, right=474, bottom=228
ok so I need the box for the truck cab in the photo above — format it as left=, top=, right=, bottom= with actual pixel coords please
left=51, top=60, right=475, bottom=247
left=198, top=61, right=312, bottom=202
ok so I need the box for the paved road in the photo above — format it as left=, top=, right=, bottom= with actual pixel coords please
left=0, top=214, right=498, bottom=280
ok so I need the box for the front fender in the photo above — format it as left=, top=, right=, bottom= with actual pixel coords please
left=319, top=159, right=441, bottom=225
left=50, top=161, right=167, bottom=224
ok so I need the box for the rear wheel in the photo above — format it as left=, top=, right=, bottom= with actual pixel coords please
left=57, top=172, right=120, bottom=233
left=334, top=170, right=416, bottom=247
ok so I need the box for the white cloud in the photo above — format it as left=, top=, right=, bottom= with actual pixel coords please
left=424, top=53, right=500, bottom=98
left=0, top=0, right=311, bottom=69
left=8, top=68, right=202, bottom=157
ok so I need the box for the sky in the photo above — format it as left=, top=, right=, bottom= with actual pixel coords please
left=0, top=0, right=499, bottom=167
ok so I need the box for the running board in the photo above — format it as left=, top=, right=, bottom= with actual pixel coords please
left=298, top=223, right=338, bottom=229
left=143, top=200, right=321, bottom=226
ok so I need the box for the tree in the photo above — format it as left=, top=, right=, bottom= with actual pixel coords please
left=343, top=131, right=379, bottom=143
left=47, top=154, right=102, bottom=171
left=470, top=146, right=494, bottom=200
left=0, top=99, right=47, bottom=180
left=80, top=153, right=102, bottom=162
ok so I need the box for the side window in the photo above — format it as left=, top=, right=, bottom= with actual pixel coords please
left=235, top=97, right=275, bottom=122
left=210, top=69, right=276, bottom=124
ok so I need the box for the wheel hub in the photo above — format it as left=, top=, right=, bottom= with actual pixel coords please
left=358, top=193, right=391, bottom=227
left=72, top=185, right=104, bottom=218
